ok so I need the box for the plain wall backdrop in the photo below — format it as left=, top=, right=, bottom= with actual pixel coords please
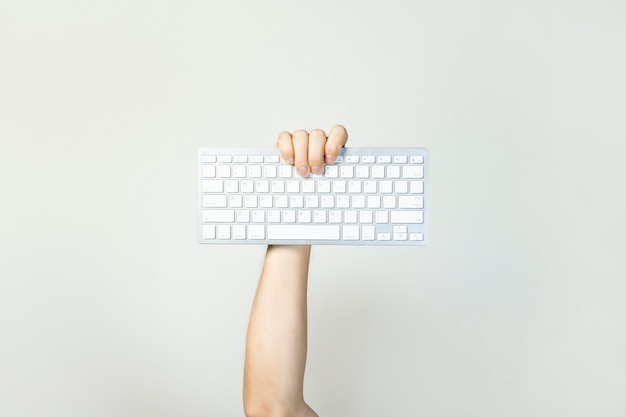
left=1, top=1, right=625, bottom=416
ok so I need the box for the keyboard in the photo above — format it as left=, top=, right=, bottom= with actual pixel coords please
left=197, top=147, right=428, bottom=245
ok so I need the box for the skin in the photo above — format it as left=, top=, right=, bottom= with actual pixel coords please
left=243, top=125, right=348, bottom=417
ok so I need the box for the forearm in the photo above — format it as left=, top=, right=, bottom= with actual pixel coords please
left=244, top=245, right=312, bottom=415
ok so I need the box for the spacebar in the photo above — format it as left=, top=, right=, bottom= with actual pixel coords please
left=267, top=225, right=340, bottom=240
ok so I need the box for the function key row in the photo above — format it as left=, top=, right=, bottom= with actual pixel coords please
left=202, top=155, right=424, bottom=164
left=202, top=155, right=281, bottom=163
left=346, top=155, right=424, bottom=164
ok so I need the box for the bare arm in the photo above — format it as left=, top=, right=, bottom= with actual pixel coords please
left=243, top=126, right=348, bottom=417
left=243, top=245, right=315, bottom=417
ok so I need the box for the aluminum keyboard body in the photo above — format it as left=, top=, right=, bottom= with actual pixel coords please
left=198, top=147, right=429, bottom=245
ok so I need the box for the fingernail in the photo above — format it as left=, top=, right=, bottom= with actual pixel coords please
left=298, top=166, right=309, bottom=176
left=311, top=165, right=322, bottom=174
left=325, top=154, right=336, bottom=164
left=286, top=157, right=294, bottom=164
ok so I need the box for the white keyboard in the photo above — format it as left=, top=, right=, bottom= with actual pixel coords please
left=198, top=147, right=428, bottom=245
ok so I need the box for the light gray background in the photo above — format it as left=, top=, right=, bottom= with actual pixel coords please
left=1, top=1, right=625, bottom=416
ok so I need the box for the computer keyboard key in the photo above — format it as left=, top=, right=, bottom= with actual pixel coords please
left=268, top=210, right=281, bottom=223
left=363, top=181, right=377, bottom=193
left=256, top=180, right=269, bottom=193
left=395, top=180, right=408, bottom=194
left=229, top=195, right=243, bottom=208
left=403, top=165, right=424, bottom=179
left=248, top=225, right=265, bottom=239
left=347, top=181, right=361, bottom=193
left=290, top=195, right=304, bottom=208
left=344, top=210, right=358, bottom=223
left=383, top=196, right=397, bottom=209
left=305, top=195, right=319, bottom=208
left=371, top=166, right=385, bottom=178
left=283, top=210, right=296, bottom=223
left=233, top=165, right=247, bottom=178
left=202, top=225, right=216, bottom=239
left=379, top=181, right=393, bottom=193
left=317, top=180, right=331, bottom=193
left=332, top=180, right=346, bottom=193
left=241, top=180, right=254, bottom=193
left=351, top=195, right=366, bottom=208
left=410, top=181, right=424, bottom=194
left=217, top=225, right=231, bottom=239
left=233, top=225, right=246, bottom=239
left=321, top=196, right=334, bottom=208
left=263, top=165, right=277, bottom=178
left=249, top=165, right=262, bottom=178
left=313, top=210, right=327, bottom=223
left=225, top=180, right=238, bottom=193
left=259, top=195, right=273, bottom=208
left=341, top=166, right=354, bottom=178
left=336, top=196, right=350, bottom=208
left=390, top=210, right=423, bottom=224
left=202, top=165, right=216, bottom=178
left=244, top=195, right=258, bottom=208
left=362, top=226, right=375, bottom=240
left=302, top=181, right=315, bottom=193
left=203, top=195, right=228, bottom=208
left=275, top=195, right=288, bottom=208
left=367, top=196, right=381, bottom=209
left=359, top=210, right=373, bottom=223
left=356, top=166, right=369, bottom=178
left=394, top=232, right=407, bottom=241
left=203, top=210, right=235, bottom=223
left=387, top=165, right=400, bottom=178
left=342, top=225, right=359, bottom=240
left=325, top=165, right=338, bottom=178
left=298, top=210, right=311, bottom=223
left=328, top=210, right=342, bottom=223
left=268, top=225, right=340, bottom=240
left=236, top=209, right=250, bottom=223
left=279, top=165, right=293, bottom=178
left=375, top=211, right=389, bottom=223
left=217, top=165, right=231, bottom=177
left=286, top=180, right=299, bottom=193
left=398, top=195, right=423, bottom=209
left=271, top=180, right=285, bottom=193
left=252, top=210, right=265, bottom=223
left=203, top=180, right=223, bottom=193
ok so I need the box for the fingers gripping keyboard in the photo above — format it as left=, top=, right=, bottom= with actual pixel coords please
left=197, top=147, right=428, bottom=245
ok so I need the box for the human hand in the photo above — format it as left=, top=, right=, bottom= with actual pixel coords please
left=276, top=125, right=348, bottom=177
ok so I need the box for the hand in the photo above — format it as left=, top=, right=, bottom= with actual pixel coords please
left=276, top=125, right=348, bottom=177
